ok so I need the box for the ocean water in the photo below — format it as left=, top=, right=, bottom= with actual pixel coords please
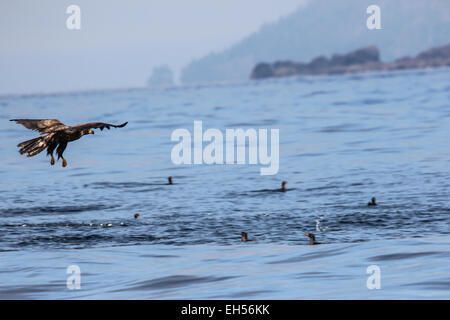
left=0, top=68, right=449, bottom=299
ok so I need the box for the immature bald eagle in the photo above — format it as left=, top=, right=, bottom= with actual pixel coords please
left=11, top=119, right=128, bottom=167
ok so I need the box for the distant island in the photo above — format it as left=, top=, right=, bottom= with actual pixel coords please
left=147, top=65, right=175, bottom=87
left=251, top=43, right=450, bottom=80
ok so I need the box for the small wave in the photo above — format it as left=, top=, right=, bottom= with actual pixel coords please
left=369, top=251, right=440, bottom=262
left=1, top=204, right=117, bottom=217
left=14, top=233, right=158, bottom=249
left=302, top=90, right=335, bottom=98
left=227, top=289, right=275, bottom=298
left=319, top=124, right=384, bottom=133
left=117, top=275, right=236, bottom=292
left=360, top=98, right=386, bottom=105
left=402, top=281, right=450, bottom=291
left=267, top=246, right=351, bottom=264
left=306, top=185, right=339, bottom=191
left=86, top=181, right=168, bottom=189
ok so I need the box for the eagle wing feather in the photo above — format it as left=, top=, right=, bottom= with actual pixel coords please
left=10, top=119, right=68, bottom=134
left=69, top=122, right=128, bottom=131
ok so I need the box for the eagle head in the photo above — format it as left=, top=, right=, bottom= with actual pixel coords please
left=79, top=129, right=95, bottom=137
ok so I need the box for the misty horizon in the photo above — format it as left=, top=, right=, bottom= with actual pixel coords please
left=0, top=0, right=307, bottom=95
left=1, top=0, right=449, bottom=95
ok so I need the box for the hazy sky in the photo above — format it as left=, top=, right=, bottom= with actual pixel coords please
left=0, top=0, right=308, bottom=95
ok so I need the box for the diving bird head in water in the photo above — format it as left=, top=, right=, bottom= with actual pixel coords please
left=281, top=181, right=288, bottom=192
left=368, top=197, right=377, bottom=206
left=305, top=233, right=321, bottom=245
left=237, top=232, right=249, bottom=242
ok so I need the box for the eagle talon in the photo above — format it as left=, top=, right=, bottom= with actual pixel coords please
left=62, top=158, right=67, bottom=167
left=50, top=156, right=55, bottom=165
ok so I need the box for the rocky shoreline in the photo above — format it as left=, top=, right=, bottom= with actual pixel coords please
left=250, top=43, right=450, bottom=80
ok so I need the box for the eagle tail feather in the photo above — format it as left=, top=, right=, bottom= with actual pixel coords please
left=17, top=136, right=49, bottom=157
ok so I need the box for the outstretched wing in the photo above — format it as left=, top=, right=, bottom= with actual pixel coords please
left=69, top=122, right=128, bottom=131
left=10, top=119, right=68, bottom=134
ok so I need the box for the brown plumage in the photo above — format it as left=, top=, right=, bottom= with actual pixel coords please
left=237, top=232, right=252, bottom=242
left=11, top=119, right=127, bottom=167
left=305, top=233, right=323, bottom=245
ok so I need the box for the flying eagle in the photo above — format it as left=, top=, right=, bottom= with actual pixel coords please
left=11, top=119, right=128, bottom=167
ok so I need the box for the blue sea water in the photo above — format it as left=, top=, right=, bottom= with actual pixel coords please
left=0, top=68, right=449, bottom=299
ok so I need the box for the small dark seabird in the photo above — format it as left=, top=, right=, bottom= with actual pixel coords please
left=134, top=213, right=142, bottom=219
left=237, top=232, right=252, bottom=242
left=168, top=176, right=173, bottom=185
left=368, top=197, right=377, bottom=206
left=10, top=119, right=127, bottom=167
left=305, top=233, right=322, bottom=245
left=251, top=181, right=289, bottom=193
